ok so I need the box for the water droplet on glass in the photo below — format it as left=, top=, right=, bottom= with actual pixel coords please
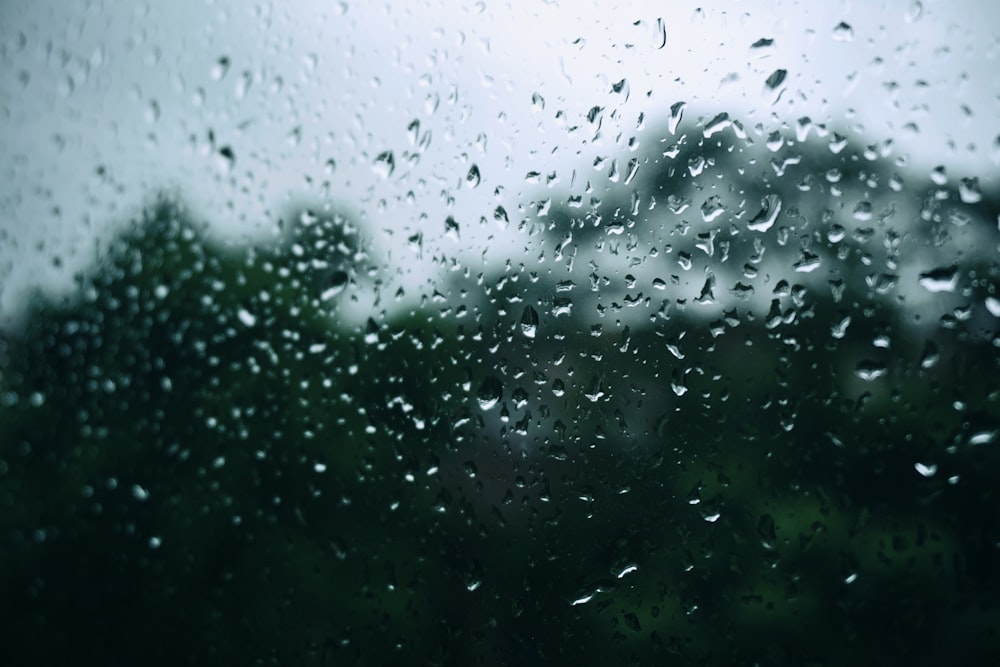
left=552, top=297, right=572, bottom=317
left=476, top=376, right=503, bottom=411
left=668, top=101, right=686, bottom=135
left=747, top=193, right=782, bottom=232
left=493, top=205, right=509, bottom=230
left=959, top=177, right=982, bottom=204
left=237, top=308, right=256, bottom=327
left=828, top=133, right=848, bottom=154
left=211, top=56, right=230, bottom=80
left=930, top=165, right=948, bottom=185
left=920, top=341, right=940, bottom=369
left=852, top=201, right=873, bottom=221
left=616, top=564, right=638, bottom=579
left=466, top=164, right=481, bottom=188
left=623, top=158, right=640, bottom=185
left=145, top=99, right=160, bottom=124
left=764, top=68, right=787, bottom=91
left=320, top=270, right=349, bottom=301
left=700, top=196, right=726, bottom=222
left=763, top=69, right=787, bottom=103
left=905, top=1, right=923, bottom=23
left=551, top=379, right=565, bottom=397
left=703, top=112, right=731, bottom=138
left=520, top=305, right=539, bottom=338
left=832, top=22, right=854, bottom=42
left=793, top=252, right=821, bottom=273
left=756, top=514, right=777, bottom=549
left=969, top=431, right=996, bottom=446
left=855, top=361, right=887, bottom=381
left=372, top=151, right=395, bottom=179
left=215, top=146, right=235, bottom=174
left=918, top=265, right=959, bottom=293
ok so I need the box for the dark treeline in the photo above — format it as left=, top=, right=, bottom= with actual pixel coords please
left=1, top=114, right=999, bottom=665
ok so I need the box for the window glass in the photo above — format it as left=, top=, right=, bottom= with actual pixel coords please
left=2, top=1, right=998, bottom=664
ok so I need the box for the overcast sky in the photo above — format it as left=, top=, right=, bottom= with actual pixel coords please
left=1, top=0, right=997, bottom=326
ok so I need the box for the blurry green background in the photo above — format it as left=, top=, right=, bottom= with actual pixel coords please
left=1, top=118, right=999, bottom=666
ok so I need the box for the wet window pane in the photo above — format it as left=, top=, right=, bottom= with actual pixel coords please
left=2, top=2, right=999, bottom=664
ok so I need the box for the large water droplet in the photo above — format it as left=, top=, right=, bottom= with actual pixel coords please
left=832, top=21, right=854, bottom=42
left=756, top=514, right=777, bottom=549
left=959, top=177, right=982, bottom=204
left=476, top=376, right=503, bottom=411
left=466, top=164, right=481, bottom=188
left=918, top=265, right=958, bottom=293
left=520, top=305, right=539, bottom=338
left=668, top=101, right=686, bottom=135
left=701, top=196, right=726, bottom=222
left=320, top=270, right=349, bottom=301
left=855, top=361, right=887, bottom=381
left=747, top=193, right=782, bottom=232
left=372, top=151, right=395, bottom=178
left=703, top=112, right=731, bottom=138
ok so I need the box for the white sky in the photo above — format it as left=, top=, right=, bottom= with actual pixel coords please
left=1, top=0, right=998, bottom=327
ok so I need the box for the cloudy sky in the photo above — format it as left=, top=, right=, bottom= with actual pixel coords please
left=1, top=0, right=997, bottom=326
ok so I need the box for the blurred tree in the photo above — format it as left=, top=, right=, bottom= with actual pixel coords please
left=1, top=116, right=999, bottom=666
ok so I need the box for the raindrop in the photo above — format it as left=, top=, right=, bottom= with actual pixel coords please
left=237, top=308, right=256, bottom=327
left=852, top=201, right=873, bottom=221
left=145, top=99, right=160, bottom=124
left=466, top=164, right=481, bottom=188
left=552, top=297, right=572, bottom=317
left=372, top=151, right=395, bottom=178
left=476, top=376, right=503, bottom=411
left=493, top=205, right=509, bottom=229
left=764, top=69, right=787, bottom=91
left=210, top=56, right=230, bottom=80
left=756, top=514, right=777, bottom=549
left=216, top=146, right=235, bottom=174
left=520, top=305, right=539, bottom=338
left=920, top=342, right=940, bottom=369
left=623, top=158, right=640, bottom=185
left=766, top=131, right=784, bottom=152
left=700, top=196, right=726, bottom=222
left=320, top=270, right=350, bottom=301
left=668, top=101, right=686, bottom=134
left=959, top=177, right=982, bottom=204
left=930, top=165, right=947, bottom=185
left=918, top=265, right=959, bottom=293
left=793, top=252, right=821, bottom=273
left=855, top=361, right=887, bottom=381
left=832, top=22, right=854, bottom=42
left=969, top=431, right=996, bottom=446
left=703, top=112, right=731, bottom=138
left=828, top=133, right=848, bottom=154
left=747, top=193, right=782, bottom=232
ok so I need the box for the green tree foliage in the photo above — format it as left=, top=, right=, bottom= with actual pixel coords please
left=1, top=117, right=999, bottom=665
